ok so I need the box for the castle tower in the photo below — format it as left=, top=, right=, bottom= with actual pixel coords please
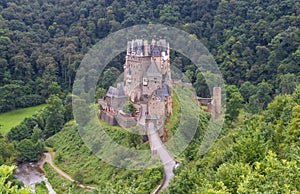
left=124, top=39, right=171, bottom=102
left=213, top=87, right=222, bottom=115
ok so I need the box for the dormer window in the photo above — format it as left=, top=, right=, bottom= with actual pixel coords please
left=137, top=47, right=143, bottom=56
left=152, top=46, right=160, bottom=56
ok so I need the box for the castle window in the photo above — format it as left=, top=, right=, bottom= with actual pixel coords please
left=143, top=78, right=148, bottom=86
left=152, top=46, right=160, bottom=56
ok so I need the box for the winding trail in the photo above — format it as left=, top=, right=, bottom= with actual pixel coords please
left=42, top=153, right=95, bottom=191
left=139, top=103, right=177, bottom=193
left=147, top=123, right=177, bottom=193
left=43, top=153, right=74, bottom=182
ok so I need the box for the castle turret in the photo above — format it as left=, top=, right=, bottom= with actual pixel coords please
left=213, top=87, right=222, bottom=115
left=144, top=40, right=148, bottom=56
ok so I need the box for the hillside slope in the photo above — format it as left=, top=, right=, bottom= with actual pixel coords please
left=46, top=121, right=163, bottom=193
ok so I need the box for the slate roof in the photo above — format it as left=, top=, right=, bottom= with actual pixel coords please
left=156, top=83, right=171, bottom=98
left=163, top=72, right=171, bottom=82
left=127, top=39, right=144, bottom=55
left=145, top=60, right=162, bottom=77
left=106, top=83, right=126, bottom=98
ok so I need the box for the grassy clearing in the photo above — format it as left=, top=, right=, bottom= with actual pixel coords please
left=0, top=104, right=46, bottom=135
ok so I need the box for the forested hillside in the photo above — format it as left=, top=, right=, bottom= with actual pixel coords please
left=163, top=86, right=300, bottom=193
left=43, top=85, right=300, bottom=193
left=0, top=0, right=299, bottom=112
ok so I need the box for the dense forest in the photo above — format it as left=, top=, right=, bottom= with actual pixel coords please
left=0, top=0, right=299, bottom=193
left=0, top=0, right=299, bottom=111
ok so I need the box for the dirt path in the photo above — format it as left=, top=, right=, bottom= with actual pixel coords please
left=43, top=153, right=75, bottom=182
left=42, top=152, right=95, bottom=190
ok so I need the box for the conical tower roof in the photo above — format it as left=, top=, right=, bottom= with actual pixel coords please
left=145, top=60, right=161, bottom=77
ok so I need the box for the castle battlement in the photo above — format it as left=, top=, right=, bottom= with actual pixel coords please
left=126, top=39, right=170, bottom=58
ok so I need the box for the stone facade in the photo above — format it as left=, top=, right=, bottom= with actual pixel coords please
left=99, top=111, right=117, bottom=126
left=115, top=112, right=137, bottom=128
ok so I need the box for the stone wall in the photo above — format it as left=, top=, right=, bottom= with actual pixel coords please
left=115, top=113, right=137, bottom=128
left=99, top=111, right=117, bottom=126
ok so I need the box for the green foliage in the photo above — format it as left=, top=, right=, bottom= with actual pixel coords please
left=239, top=81, right=256, bottom=103
left=97, top=67, right=121, bottom=90
left=0, top=84, right=43, bottom=112
left=73, top=171, right=84, bottom=184
left=47, top=82, right=63, bottom=97
left=43, top=163, right=86, bottom=194
left=46, top=121, right=163, bottom=193
left=264, top=95, right=296, bottom=126
left=35, top=181, right=48, bottom=194
left=284, top=105, right=300, bottom=156
left=215, top=162, right=251, bottom=193
left=44, top=95, right=65, bottom=138
left=122, top=101, right=136, bottom=115
left=248, top=81, right=273, bottom=113
left=0, top=138, right=17, bottom=165
left=238, top=151, right=300, bottom=193
left=0, top=0, right=299, bottom=192
left=277, top=73, right=298, bottom=95
left=16, top=139, right=45, bottom=162
left=164, top=86, right=300, bottom=193
left=64, top=94, right=74, bottom=122
left=7, top=115, right=44, bottom=142
left=95, top=88, right=106, bottom=102
left=31, top=125, right=44, bottom=142
left=4, top=98, right=65, bottom=146
left=165, top=90, right=181, bottom=135
left=0, top=0, right=298, bottom=112
left=0, top=165, right=31, bottom=194
left=225, top=85, right=244, bottom=122
left=159, top=4, right=180, bottom=25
